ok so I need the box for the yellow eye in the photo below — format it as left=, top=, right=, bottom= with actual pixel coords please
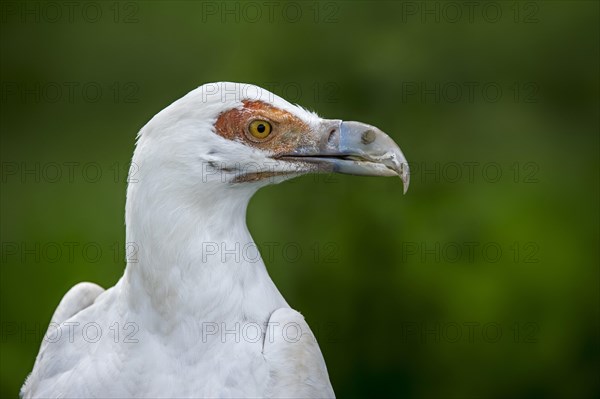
left=248, top=120, right=272, bottom=139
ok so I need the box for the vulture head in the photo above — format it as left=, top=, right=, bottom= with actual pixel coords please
left=130, top=82, right=409, bottom=201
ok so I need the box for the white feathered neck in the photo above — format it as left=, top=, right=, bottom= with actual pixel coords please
left=120, top=97, right=289, bottom=334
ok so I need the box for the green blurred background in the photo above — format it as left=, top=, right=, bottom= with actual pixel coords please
left=1, top=1, right=598, bottom=398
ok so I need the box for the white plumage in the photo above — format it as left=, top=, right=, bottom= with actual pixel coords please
left=22, top=82, right=408, bottom=398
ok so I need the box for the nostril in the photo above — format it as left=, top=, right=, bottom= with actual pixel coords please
left=361, top=130, right=376, bottom=145
left=327, top=129, right=337, bottom=144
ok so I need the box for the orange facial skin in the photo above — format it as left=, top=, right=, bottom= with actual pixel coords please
left=214, top=100, right=315, bottom=156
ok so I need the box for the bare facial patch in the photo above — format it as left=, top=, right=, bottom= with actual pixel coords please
left=214, top=100, right=313, bottom=155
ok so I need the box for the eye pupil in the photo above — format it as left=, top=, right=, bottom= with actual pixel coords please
left=257, top=124, right=265, bottom=133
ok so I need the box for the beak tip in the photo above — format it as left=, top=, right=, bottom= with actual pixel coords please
left=399, top=162, right=410, bottom=194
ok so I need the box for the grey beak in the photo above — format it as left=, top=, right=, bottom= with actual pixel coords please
left=279, top=120, right=410, bottom=194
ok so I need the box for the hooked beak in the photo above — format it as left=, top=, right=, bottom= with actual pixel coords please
left=277, top=120, right=410, bottom=194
